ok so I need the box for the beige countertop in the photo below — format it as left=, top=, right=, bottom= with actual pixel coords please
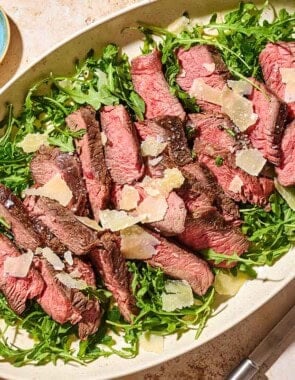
left=0, top=1, right=294, bottom=379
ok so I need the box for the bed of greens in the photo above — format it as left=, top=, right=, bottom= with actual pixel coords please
left=0, top=1, right=294, bottom=367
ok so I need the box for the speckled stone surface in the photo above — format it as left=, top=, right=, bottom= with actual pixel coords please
left=0, top=1, right=294, bottom=379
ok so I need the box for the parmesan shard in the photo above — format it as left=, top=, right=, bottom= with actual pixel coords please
left=235, top=148, right=266, bottom=176
left=221, top=87, right=258, bottom=131
left=284, top=82, right=295, bottom=103
left=17, top=133, right=49, bottom=153
left=100, top=131, right=107, bottom=146
left=274, top=179, right=295, bottom=211
left=120, top=225, right=159, bottom=259
left=64, top=251, right=74, bottom=266
left=214, top=271, right=248, bottom=296
left=167, top=16, right=189, bottom=33
left=189, top=78, right=223, bottom=105
left=141, top=168, right=185, bottom=197
left=280, top=68, right=295, bottom=83
left=75, top=216, right=103, bottom=232
left=56, top=272, right=87, bottom=290
left=203, top=63, right=216, bottom=74
left=149, top=156, right=163, bottom=167
left=139, top=333, right=164, bottom=354
left=228, top=175, right=244, bottom=193
left=24, top=174, right=73, bottom=207
left=41, top=247, right=64, bottom=271
left=141, top=136, right=167, bottom=157
left=4, top=250, right=34, bottom=278
left=99, top=209, right=145, bottom=232
left=118, top=185, right=140, bottom=211
left=135, top=195, right=168, bottom=223
left=227, top=80, right=253, bottom=96
left=162, top=280, right=194, bottom=312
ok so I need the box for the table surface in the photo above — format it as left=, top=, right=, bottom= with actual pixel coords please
left=0, top=1, right=294, bottom=379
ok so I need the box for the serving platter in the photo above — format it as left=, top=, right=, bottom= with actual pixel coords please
left=0, top=0, right=294, bottom=379
left=0, top=6, right=10, bottom=64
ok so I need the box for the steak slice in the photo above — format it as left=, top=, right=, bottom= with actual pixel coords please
left=181, top=162, right=240, bottom=223
left=25, top=196, right=99, bottom=255
left=131, top=50, right=185, bottom=120
left=135, top=116, right=192, bottom=176
left=65, top=258, right=102, bottom=340
left=34, top=257, right=82, bottom=325
left=259, top=42, right=295, bottom=119
left=247, top=79, right=288, bottom=166
left=0, top=234, right=44, bottom=314
left=275, top=120, right=295, bottom=186
left=176, top=45, right=230, bottom=112
left=144, top=231, right=214, bottom=296
left=178, top=212, right=249, bottom=268
left=190, top=113, right=274, bottom=206
left=90, top=232, right=138, bottom=322
left=66, top=106, right=111, bottom=221
left=0, top=184, right=42, bottom=251
left=100, top=105, right=144, bottom=185
left=30, top=146, right=89, bottom=216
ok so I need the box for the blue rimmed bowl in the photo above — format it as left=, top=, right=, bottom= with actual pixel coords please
left=0, top=6, right=10, bottom=63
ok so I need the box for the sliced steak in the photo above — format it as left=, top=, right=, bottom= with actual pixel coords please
left=25, top=196, right=99, bottom=255
left=65, top=257, right=101, bottom=340
left=275, top=120, right=295, bottom=186
left=178, top=212, right=249, bottom=268
left=66, top=106, right=111, bottom=221
left=34, top=257, right=82, bottom=325
left=0, top=184, right=42, bottom=251
left=131, top=50, right=185, bottom=120
left=176, top=45, right=230, bottom=112
left=0, top=234, right=44, bottom=314
left=259, top=42, right=295, bottom=119
left=135, top=116, right=192, bottom=176
left=90, top=232, right=138, bottom=322
left=247, top=79, right=288, bottom=166
left=100, top=105, right=144, bottom=185
left=181, top=162, right=240, bottom=223
left=30, top=146, right=89, bottom=216
left=144, top=231, right=214, bottom=295
left=190, top=113, right=274, bottom=206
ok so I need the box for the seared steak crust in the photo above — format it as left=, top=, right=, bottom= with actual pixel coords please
left=30, top=146, right=89, bottom=215
left=276, top=120, right=295, bottom=186
left=66, top=106, right=111, bottom=220
left=90, top=232, right=138, bottom=322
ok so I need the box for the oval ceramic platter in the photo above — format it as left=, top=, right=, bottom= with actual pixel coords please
left=0, top=0, right=294, bottom=379
left=0, top=6, right=10, bottom=63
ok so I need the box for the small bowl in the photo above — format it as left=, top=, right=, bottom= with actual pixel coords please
left=0, top=6, right=10, bottom=63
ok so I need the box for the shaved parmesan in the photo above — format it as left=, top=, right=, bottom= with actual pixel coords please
left=56, top=272, right=87, bottom=289
left=280, top=68, right=295, bottom=103
left=136, top=195, right=168, bottom=223
left=141, top=136, right=167, bottom=157
left=280, top=68, right=295, bottom=83
left=227, top=80, right=253, bottom=96
left=203, top=63, right=215, bottom=74
left=203, top=27, right=219, bottom=37
left=221, top=87, right=258, bottom=131
left=162, top=280, right=194, bottom=312
left=100, top=132, right=107, bottom=146
left=189, top=79, right=223, bottom=105
left=4, top=250, right=34, bottom=278
left=75, top=215, right=103, bottom=232
left=236, top=148, right=266, bottom=176
left=139, top=333, right=164, bottom=354
left=118, top=185, right=140, bottom=211
left=214, top=271, right=248, bottom=296
left=228, top=175, right=244, bottom=193
left=149, top=156, right=163, bottom=166
left=99, top=209, right=145, bottom=232
left=17, top=133, right=49, bottom=153
left=41, top=247, right=64, bottom=271
left=120, top=225, right=159, bottom=259
left=25, top=174, right=72, bottom=206
left=167, top=16, right=189, bottom=33
left=274, top=179, right=295, bottom=211
left=142, top=168, right=185, bottom=197
left=64, top=251, right=74, bottom=266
